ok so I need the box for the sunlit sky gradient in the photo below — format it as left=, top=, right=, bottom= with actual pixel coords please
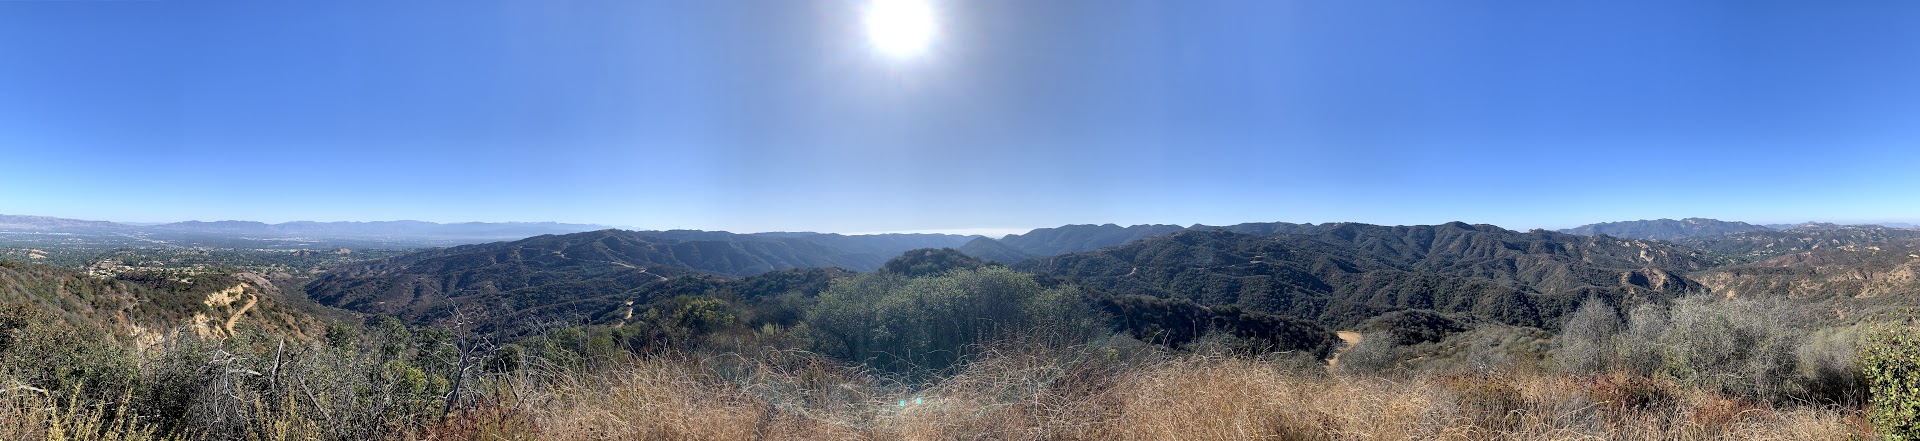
left=5, top=0, right=1920, bottom=234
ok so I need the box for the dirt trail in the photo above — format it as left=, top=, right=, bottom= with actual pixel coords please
left=224, top=293, right=257, bottom=336
left=607, top=260, right=669, bottom=281
left=1327, top=331, right=1362, bottom=367
left=635, top=267, right=667, bottom=282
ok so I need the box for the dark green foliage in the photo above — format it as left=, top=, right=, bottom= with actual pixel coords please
left=486, top=343, right=525, bottom=373
left=1359, top=309, right=1467, bottom=346
left=0, top=302, right=30, bottom=353
left=1862, top=321, right=1920, bottom=439
left=878, top=248, right=987, bottom=277
left=1205, top=305, right=1341, bottom=357
left=327, top=321, right=364, bottom=349
left=728, top=267, right=852, bottom=301
left=1100, top=295, right=1211, bottom=348
left=628, top=295, right=740, bottom=351
left=1098, top=295, right=1339, bottom=357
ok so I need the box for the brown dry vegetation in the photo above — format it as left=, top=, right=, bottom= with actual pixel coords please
left=0, top=345, right=1877, bottom=441
left=22, top=344, right=1872, bottom=441
left=485, top=351, right=1869, bottom=440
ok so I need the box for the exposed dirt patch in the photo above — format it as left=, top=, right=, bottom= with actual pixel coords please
left=1327, top=331, right=1362, bottom=367
left=224, top=293, right=257, bottom=336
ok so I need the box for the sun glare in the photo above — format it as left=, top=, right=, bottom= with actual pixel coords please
left=863, top=0, right=936, bottom=59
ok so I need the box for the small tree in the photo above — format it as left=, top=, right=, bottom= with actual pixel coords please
left=1555, top=298, right=1620, bottom=375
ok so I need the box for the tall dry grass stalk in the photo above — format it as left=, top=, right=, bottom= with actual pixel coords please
left=1, top=388, right=170, bottom=441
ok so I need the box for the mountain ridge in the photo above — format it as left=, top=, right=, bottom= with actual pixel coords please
left=1018, top=222, right=1716, bottom=329
left=1558, top=218, right=1773, bottom=240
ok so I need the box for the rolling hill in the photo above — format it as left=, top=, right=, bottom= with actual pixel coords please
left=955, top=236, right=1035, bottom=263
left=0, top=261, right=327, bottom=344
left=993, top=223, right=1187, bottom=257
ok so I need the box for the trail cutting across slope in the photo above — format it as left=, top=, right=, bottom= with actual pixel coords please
left=224, top=293, right=257, bottom=336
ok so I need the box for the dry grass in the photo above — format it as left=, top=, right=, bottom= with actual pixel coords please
left=526, top=358, right=866, bottom=441
left=5, top=349, right=1872, bottom=440
left=1, top=389, right=169, bottom=441
left=501, top=349, right=1868, bottom=441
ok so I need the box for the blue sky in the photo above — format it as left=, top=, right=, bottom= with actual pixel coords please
left=4, top=0, right=1919, bottom=234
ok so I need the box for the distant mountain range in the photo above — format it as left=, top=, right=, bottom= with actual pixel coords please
left=1759, top=221, right=1920, bottom=231
left=1554, top=218, right=1920, bottom=241
left=1557, top=218, right=1773, bottom=240
left=0, top=215, right=127, bottom=230
left=0, top=214, right=612, bottom=241
left=955, top=237, right=1035, bottom=263
left=954, top=222, right=1325, bottom=263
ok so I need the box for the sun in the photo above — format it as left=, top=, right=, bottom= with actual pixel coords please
left=863, top=0, right=936, bottom=59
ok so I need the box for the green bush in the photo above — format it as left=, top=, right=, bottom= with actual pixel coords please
left=1362, top=309, right=1468, bottom=346
left=879, top=248, right=987, bottom=278
left=1861, top=322, right=1920, bottom=440
left=0, top=304, right=137, bottom=405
